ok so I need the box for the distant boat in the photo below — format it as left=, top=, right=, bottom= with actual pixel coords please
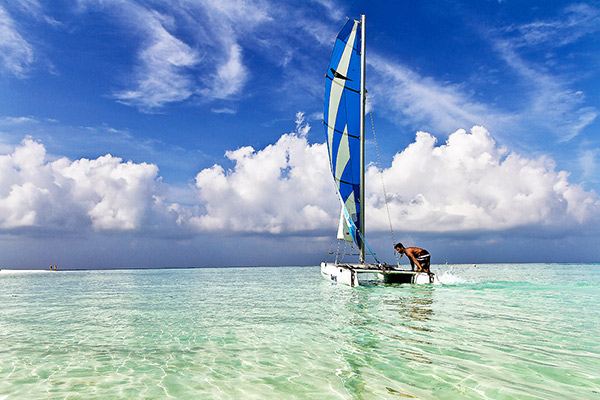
left=320, top=15, right=435, bottom=286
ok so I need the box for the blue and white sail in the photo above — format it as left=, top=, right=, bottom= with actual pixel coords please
left=324, top=19, right=363, bottom=249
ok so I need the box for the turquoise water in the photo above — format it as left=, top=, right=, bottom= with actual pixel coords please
left=1, top=264, right=599, bottom=399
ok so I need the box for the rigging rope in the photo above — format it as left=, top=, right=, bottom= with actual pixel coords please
left=366, top=92, right=400, bottom=266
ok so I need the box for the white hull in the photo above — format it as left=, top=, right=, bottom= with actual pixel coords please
left=321, top=262, right=436, bottom=286
left=321, top=262, right=360, bottom=286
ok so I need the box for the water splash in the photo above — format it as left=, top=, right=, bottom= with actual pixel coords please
left=434, top=265, right=471, bottom=285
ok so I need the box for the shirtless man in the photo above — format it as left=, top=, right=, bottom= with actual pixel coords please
left=394, top=243, right=431, bottom=273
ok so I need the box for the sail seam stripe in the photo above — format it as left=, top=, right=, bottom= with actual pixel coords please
left=322, top=121, right=360, bottom=139
left=334, top=177, right=357, bottom=186
left=325, top=75, right=360, bottom=93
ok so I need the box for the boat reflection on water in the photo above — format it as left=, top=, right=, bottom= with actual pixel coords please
left=381, top=285, right=435, bottom=325
left=328, top=284, right=436, bottom=397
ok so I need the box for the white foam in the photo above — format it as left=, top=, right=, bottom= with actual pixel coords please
left=436, top=271, right=469, bottom=285
left=0, top=269, right=49, bottom=274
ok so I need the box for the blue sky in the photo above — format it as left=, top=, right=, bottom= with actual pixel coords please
left=1, top=0, right=599, bottom=268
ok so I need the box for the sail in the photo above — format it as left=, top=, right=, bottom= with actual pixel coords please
left=336, top=208, right=352, bottom=241
left=324, top=19, right=363, bottom=248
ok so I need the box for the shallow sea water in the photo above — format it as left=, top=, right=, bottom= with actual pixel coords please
left=1, top=264, right=599, bottom=399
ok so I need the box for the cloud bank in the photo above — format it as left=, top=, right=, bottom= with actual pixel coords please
left=0, top=137, right=168, bottom=232
left=1, top=123, right=598, bottom=238
left=192, top=113, right=336, bottom=233
left=365, top=126, right=599, bottom=234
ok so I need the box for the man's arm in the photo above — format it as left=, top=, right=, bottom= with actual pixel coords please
left=405, top=248, right=422, bottom=271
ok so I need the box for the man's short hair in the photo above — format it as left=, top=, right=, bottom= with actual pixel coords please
left=394, top=242, right=404, bottom=249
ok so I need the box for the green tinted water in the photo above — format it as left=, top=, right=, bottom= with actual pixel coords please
left=1, top=264, right=599, bottom=399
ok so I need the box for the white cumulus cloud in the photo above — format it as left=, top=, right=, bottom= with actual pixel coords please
left=366, top=126, right=599, bottom=233
left=192, top=113, right=336, bottom=233
left=0, top=138, right=168, bottom=232
left=193, top=123, right=599, bottom=236
left=1, top=124, right=598, bottom=239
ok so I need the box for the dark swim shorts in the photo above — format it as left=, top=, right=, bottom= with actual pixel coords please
left=416, top=252, right=430, bottom=271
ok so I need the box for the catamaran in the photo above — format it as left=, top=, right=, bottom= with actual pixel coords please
left=320, top=15, right=435, bottom=286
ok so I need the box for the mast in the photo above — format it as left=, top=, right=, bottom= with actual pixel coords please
left=359, top=14, right=366, bottom=264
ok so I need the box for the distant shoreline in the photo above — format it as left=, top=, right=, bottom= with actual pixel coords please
left=1, top=262, right=599, bottom=272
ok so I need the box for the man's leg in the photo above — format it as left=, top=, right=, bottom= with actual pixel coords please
left=418, top=255, right=430, bottom=273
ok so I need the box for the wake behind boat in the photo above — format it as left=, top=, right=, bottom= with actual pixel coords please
left=320, top=15, right=436, bottom=286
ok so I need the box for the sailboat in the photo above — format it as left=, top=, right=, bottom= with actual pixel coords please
left=320, top=15, right=435, bottom=286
